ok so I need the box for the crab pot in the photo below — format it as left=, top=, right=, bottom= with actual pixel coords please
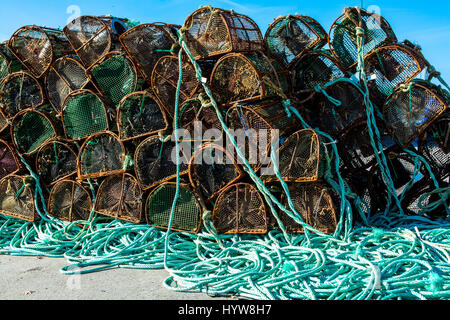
left=77, top=131, right=126, bottom=180
left=290, top=50, right=346, bottom=103
left=145, top=182, right=202, bottom=233
left=402, top=181, right=449, bottom=217
left=46, top=56, right=89, bottom=112
left=63, top=15, right=131, bottom=69
left=134, top=135, right=190, bottom=190
left=179, top=98, right=222, bottom=143
left=328, top=7, right=397, bottom=71
left=35, top=140, right=78, bottom=186
left=280, top=183, right=338, bottom=234
left=188, top=143, right=244, bottom=202
left=0, top=174, right=36, bottom=222
left=48, top=180, right=92, bottom=222
left=384, top=80, right=448, bottom=148
left=95, top=173, right=144, bottom=223
left=0, top=50, right=12, bottom=82
left=212, top=183, right=267, bottom=234
left=418, top=115, right=449, bottom=180
left=225, top=98, right=300, bottom=171
left=151, top=55, right=200, bottom=118
left=0, top=71, right=44, bottom=119
left=182, top=6, right=264, bottom=60
left=0, top=139, right=20, bottom=180
left=0, top=41, right=23, bottom=80
left=265, top=15, right=327, bottom=68
left=209, top=51, right=289, bottom=107
left=62, top=89, right=109, bottom=140
left=8, top=26, right=73, bottom=78
left=117, top=91, right=169, bottom=141
left=88, top=52, right=138, bottom=107
left=261, top=129, right=322, bottom=183
left=365, top=42, right=428, bottom=105
left=11, top=110, right=57, bottom=156
left=119, top=23, right=180, bottom=84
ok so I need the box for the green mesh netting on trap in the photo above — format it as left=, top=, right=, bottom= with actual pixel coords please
left=0, top=51, right=9, bottom=82
left=62, top=90, right=109, bottom=140
left=146, top=183, right=201, bottom=233
left=12, top=110, right=56, bottom=155
left=48, top=180, right=92, bottom=222
left=0, top=139, right=20, bottom=180
left=0, top=175, right=35, bottom=222
left=89, top=53, right=137, bottom=106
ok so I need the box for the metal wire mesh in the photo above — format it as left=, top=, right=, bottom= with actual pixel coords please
left=0, top=139, right=20, bottom=180
left=46, top=56, right=89, bottom=112
left=78, top=131, right=125, bottom=179
left=146, top=182, right=202, bottom=233
left=0, top=42, right=23, bottom=80
left=95, top=173, right=143, bottom=223
left=117, top=91, right=168, bottom=141
left=0, top=111, right=7, bottom=133
left=265, top=15, right=327, bottom=68
left=0, top=71, right=44, bottom=119
left=48, top=180, right=92, bottom=222
left=0, top=174, right=36, bottom=221
left=0, top=51, right=10, bottom=82
left=183, top=6, right=264, bottom=60
left=62, top=89, right=109, bottom=140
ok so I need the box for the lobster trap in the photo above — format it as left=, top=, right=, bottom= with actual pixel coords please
left=95, top=173, right=144, bottom=223
left=77, top=131, right=126, bottom=180
left=280, top=183, right=338, bottom=234
left=182, top=6, right=264, bottom=60
left=383, top=80, right=448, bottom=148
left=117, top=91, right=169, bottom=141
left=46, top=56, right=89, bottom=112
left=35, top=140, right=78, bottom=187
left=8, top=26, right=73, bottom=78
left=0, top=139, right=20, bottom=180
left=265, top=15, right=327, bottom=68
left=62, top=89, right=109, bottom=140
left=47, top=180, right=92, bottom=222
left=328, top=7, right=397, bottom=71
left=0, top=50, right=10, bottom=82
left=134, top=135, right=190, bottom=190
left=0, top=174, right=36, bottom=222
left=188, top=143, right=244, bottom=202
left=145, top=182, right=202, bottom=233
left=88, top=52, right=138, bottom=107
left=119, top=23, right=180, bottom=84
left=212, top=183, right=267, bottom=234
left=11, top=110, right=57, bottom=156
left=0, top=71, right=44, bottom=119
left=209, top=51, right=289, bottom=107
left=0, top=42, right=23, bottom=81
left=365, top=41, right=428, bottom=105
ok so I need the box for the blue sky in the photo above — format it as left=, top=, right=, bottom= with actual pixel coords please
left=0, top=0, right=449, bottom=81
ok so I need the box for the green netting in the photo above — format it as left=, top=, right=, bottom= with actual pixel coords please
left=90, top=54, right=137, bottom=106
left=0, top=52, right=9, bottom=82
left=62, top=90, right=109, bottom=140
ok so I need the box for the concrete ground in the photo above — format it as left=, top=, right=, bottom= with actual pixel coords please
left=0, top=255, right=233, bottom=300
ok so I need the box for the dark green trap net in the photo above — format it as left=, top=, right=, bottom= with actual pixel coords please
left=0, top=51, right=9, bottom=82
left=48, top=180, right=92, bottom=222
left=146, top=183, right=202, bottom=233
left=0, top=175, right=36, bottom=222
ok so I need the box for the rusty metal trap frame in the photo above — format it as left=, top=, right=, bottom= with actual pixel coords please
left=61, top=89, right=109, bottom=141
left=145, top=182, right=203, bottom=233
left=0, top=41, right=23, bottom=82
left=212, top=182, right=268, bottom=235
left=0, top=110, right=7, bottom=133
left=77, top=131, right=126, bottom=180
left=265, top=15, right=328, bottom=68
left=87, top=51, right=138, bottom=107
left=8, top=25, right=73, bottom=79
left=119, top=22, right=180, bottom=84
left=11, top=109, right=58, bottom=156
left=209, top=51, right=290, bottom=108
left=47, top=179, right=92, bottom=223
left=182, top=6, right=264, bottom=61
left=63, top=15, right=130, bottom=69
left=35, top=139, right=78, bottom=187
left=94, top=172, right=144, bottom=223
left=0, top=174, right=36, bottom=222
left=383, top=80, right=448, bottom=149
left=0, top=139, right=21, bottom=181
left=0, top=71, right=44, bottom=120
left=117, top=91, right=169, bottom=141
left=188, top=143, right=244, bottom=202
left=328, top=6, right=397, bottom=71
left=45, top=56, right=90, bottom=112
left=134, top=134, right=190, bottom=190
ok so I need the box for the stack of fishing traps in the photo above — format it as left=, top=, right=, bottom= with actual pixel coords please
left=0, top=6, right=448, bottom=235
